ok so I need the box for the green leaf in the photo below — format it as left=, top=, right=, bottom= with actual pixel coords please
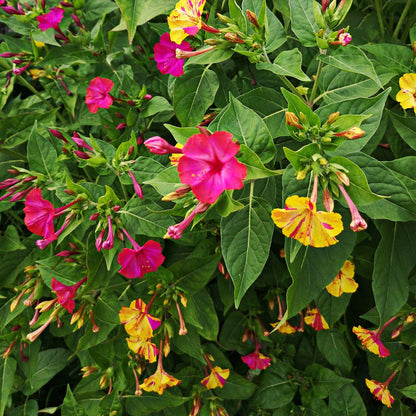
left=0, top=357, right=16, bottom=416
left=316, top=290, right=351, bottom=327
left=124, top=392, right=188, bottom=416
left=348, top=153, right=416, bottom=221
left=27, top=121, right=58, bottom=178
left=388, top=110, right=416, bottom=151
left=218, top=311, right=247, bottom=351
left=170, top=254, right=220, bottom=294
left=373, top=221, right=416, bottom=322
left=190, top=288, right=219, bottom=340
left=318, top=46, right=383, bottom=88
left=22, top=348, right=71, bottom=395
left=284, top=143, right=320, bottom=171
left=173, top=67, right=219, bottom=127
left=164, top=124, right=200, bottom=146
left=221, top=196, right=274, bottom=307
left=399, top=385, right=416, bottom=400
left=384, top=157, right=416, bottom=200
left=217, top=95, right=276, bottom=163
left=229, top=0, right=247, bottom=32
left=288, top=0, right=318, bottom=47
left=186, top=48, right=234, bottom=65
left=306, top=364, right=352, bottom=399
left=62, top=386, right=86, bottom=416
left=316, top=330, right=352, bottom=374
left=257, top=49, right=310, bottom=82
left=361, top=44, right=413, bottom=74
left=239, top=145, right=283, bottom=180
left=144, top=166, right=182, bottom=196
left=252, top=361, right=297, bottom=409
left=317, top=89, right=390, bottom=155
left=218, top=372, right=256, bottom=400
left=328, top=384, right=367, bottom=416
left=114, top=0, right=176, bottom=44
left=215, top=190, right=245, bottom=217
left=0, top=225, right=26, bottom=252
left=285, top=221, right=356, bottom=319
left=171, top=325, right=204, bottom=363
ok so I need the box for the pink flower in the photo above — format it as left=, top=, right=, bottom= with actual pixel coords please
left=85, top=77, right=114, bottom=113
left=241, top=349, right=271, bottom=370
left=338, top=185, right=367, bottom=231
left=36, top=7, right=64, bottom=31
left=154, top=33, right=192, bottom=77
left=144, top=136, right=181, bottom=155
left=128, top=171, right=143, bottom=199
left=117, top=229, right=165, bottom=279
left=51, top=276, right=87, bottom=313
left=177, top=131, right=247, bottom=204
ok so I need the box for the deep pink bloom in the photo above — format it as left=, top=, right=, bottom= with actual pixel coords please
left=72, top=132, right=93, bottom=150
left=36, top=7, right=64, bottom=31
left=154, top=33, right=192, bottom=77
left=144, top=136, right=181, bottom=155
left=128, top=171, right=143, bottom=199
left=85, top=77, right=114, bottom=113
left=51, top=276, right=87, bottom=313
left=177, top=131, right=247, bottom=204
left=118, top=229, right=165, bottom=279
left=241, top=349, right=271, bottom=370
left=102, top=215, right=114, bottom=250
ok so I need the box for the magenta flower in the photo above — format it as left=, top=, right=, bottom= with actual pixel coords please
left=118, top=229, right=165, bottom=279
left=177, top=131, right=247, bottom=204
left=241, top=349, right=271, bottom=370
left=128, top=171, right=143, bottom=199
left=153, top=33, right=192, bottom=77
left=51, top=276, right=87, bottom=313
left=36, top=7, right=64, bottom=31
left=144, top=136, right=182, bottom=155
left=85, top=77, right=114, bottom=113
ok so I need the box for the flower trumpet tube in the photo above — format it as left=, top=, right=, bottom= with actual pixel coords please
left=175, top=45, right=215, bottom=59
left=101, top=215, right=114, bottom=250
left=338, top=184, right=367, bottom=231
left=128, top=171, right=143, bottom=199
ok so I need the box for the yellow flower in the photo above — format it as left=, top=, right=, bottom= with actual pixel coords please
left=271, top=196, right=343, bottom=248
left=140, top=359, right=181, bottom=395
left=201, top=366, right=230, bottom=389
left=352, top=325, right=390, bottom=357
left=168, top=0, right=206, bottom=44
left=270, top=321, right=297, bottom=334
left=119, top=299, right=161, bottom=339
left=366, top=377, right=395, bottom=408
left=126, top=337, right=159, bottom=363
left=304, top=307, right=329, bottom=330
left=169, top=143, right=184, bottom=165
left=326, top=260, right=358, bottom=297
left=29, top=69, right=53, bottom=80
left=396, top=73, right=416, bottom=113
left=34, top=40, right=45, bottom=48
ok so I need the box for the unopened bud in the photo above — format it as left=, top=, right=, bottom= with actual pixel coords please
left=323, top=188, right=334, bottom=212
left=144, top=136, right=181, bottom=155
left=89, top=212, right=99, bottom=221
left=224, top=32, right=245, bottom=44
left=322, top=0, right=329, bottom=12
left=413, top=41, right=416, bottom=57
left=391, top=324, right=403, bottom=339
left=334, top=126, right=365, bottom=139
left=246, top=10, right=259, bottom=27
left=286, top=112, right=303, bottom=130
left=204, top=38, right=220, bottom=46
left=326, top=112, right=339, bottom=125
left=217, top=13, right=231, bottom=24
left=296, top=169, right=308, bottom=181
left=406, top=313, right=415, bottom=323
left=335, top=171, right=350, bottom=186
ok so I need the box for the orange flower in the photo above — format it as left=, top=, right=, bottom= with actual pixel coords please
left=201, top=366, right=230, bottom=389
left=140, top=342, right=181, bottom=395
left=119, top=299, right=161, bottom=339
left=352, top=325, right=390, bottom=357
left=271, top=195, right=343, bottom=247
left=366, top=372, right=396, bottom=408
left=304, top=307, right=329, bottom=330
left=326, top=260, right=358, bottom=297
left=126, top=337, right=159, bottom=363
left=396, top=73, right=416, bottom=114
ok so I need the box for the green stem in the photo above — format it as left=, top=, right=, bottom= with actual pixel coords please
left=308, top=49, right=326, bottom=107
left=401, top=8, right=416, bottom=42
left=375, top=0, right=385, bottom=37
left=393, top=0, right=412, bottom=38
left=17, top=75, right=67, bottom=124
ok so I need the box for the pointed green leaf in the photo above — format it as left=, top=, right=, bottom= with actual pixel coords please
left=0, top=357, right=16, bottom=416
left=329, top=384, right=367, bottom=416
left=221, top=196, right=274, bottom=307
left=288, top=0, right=318, bottom=47
left=388, top=110, right=416, bottom=151
left=373, top=221, right=416, bottom=322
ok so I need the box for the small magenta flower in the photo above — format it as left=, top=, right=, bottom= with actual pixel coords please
left=241, top=348, right=271, bottom=370
left=339, top=32, right=352, bottom=46
left=128, top=171, right=143, bottom=199
left=177, top=131, right=247, bottom=204
left=51, top=276, right=87, bottom=313
left=36, top=7, right=64, bottom=31
left=338, top=184, right=367, bottom=231
left=85, top=77, right=114, bottom=113
left=117, top=228, right=165, bottom=279
left=72, top=132, right=93, bottom=151
left=154, top=33, right=192, bottom=77
left=102, top=215, right=114, bottom=250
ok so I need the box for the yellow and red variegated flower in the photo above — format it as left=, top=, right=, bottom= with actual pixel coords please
left=326, top=260, right=358, bottom=297
left=241, top=350, right=271, bottom=370
left=352, top=325, right=390, bottom=357
left=271, top=196, right=343, bottom=248
left=396, top=73, right=416, bottom=114
left=201, top=366, right=230, bottom=389
left=366, top=378, right=395, bottom=407
left=304, top=308, right=329, bottom=331
left=119, top=299, right=161, bottom=339
left=140, top=364, right=181, bottom=395
left=271, top=321, right=297, bottom=334
left=126, top=337, right=159, bottom=363
left=168, top=0, right=206, bottom=44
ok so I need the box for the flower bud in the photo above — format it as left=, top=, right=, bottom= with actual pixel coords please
left=217, top=13, right=231, bottom=24
left=285, top=112, right=303, bottom=130
left=246, top=10, right=259, bottom=27
left=144, top=136, right=182, bottom=155
left=296, top=169, right=308, bottom=181
left=334, top=126, right=365, bottom=139
left=326, top=112, right=339, bottom=125
left=338, top=32, right=352, bottom=46
left=322, top=0, right=330, bottom=12
left=224, top=33, right=245, bottom=44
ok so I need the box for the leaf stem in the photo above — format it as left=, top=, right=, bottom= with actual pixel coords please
left=308, top=49, right=326, bottom=107
left=374, top=0, right=385, bottom=37
left=393, top=0, right=412, bottom=38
